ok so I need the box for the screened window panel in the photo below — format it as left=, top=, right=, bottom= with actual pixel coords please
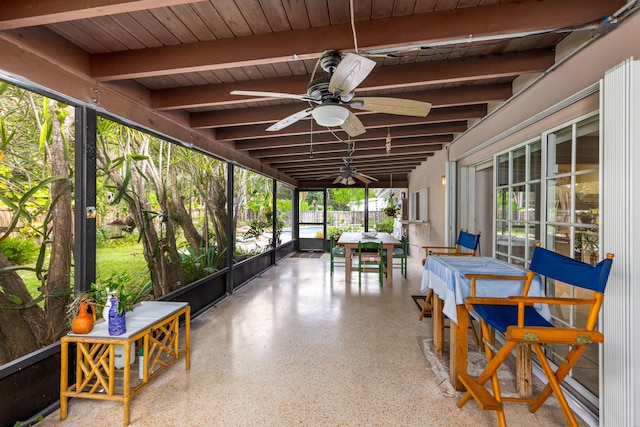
left=575, top=116, right=599, bottom=171
left=547, top=125, right=572, bottom=176
left=530, top=141, right=542, bottom=180
left=512, top=147, right=526, bottom=184
left=497, top=153, right=509, bottom=186
left=527, top=182, right=540, bottom=221
left=496, top=188, right=509, bottom=220
left=511, top=185, right=526, bottom=221
left=547, top=177, right=571, bottom=223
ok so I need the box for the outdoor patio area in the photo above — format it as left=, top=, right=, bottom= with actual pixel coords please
left=40, top=255, right=580, bottom=426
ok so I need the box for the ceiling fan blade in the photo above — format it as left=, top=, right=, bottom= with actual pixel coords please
left=332, top=176, right=343, bottom=184
left=356, top=172, right=378, bottom=183
left=231, top=90, right=319, bottom=103
left=266, top=108, right=313, bottom=131
left=350, top=97, right=432, bottom=117
left=328, top=53, right=375, bottom=96
left=353, top=174, right=371, bottom=185
left=340, top=112, right=366, bottom=137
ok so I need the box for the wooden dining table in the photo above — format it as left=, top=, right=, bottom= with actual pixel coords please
left=337, top=232, right=401, bottom=284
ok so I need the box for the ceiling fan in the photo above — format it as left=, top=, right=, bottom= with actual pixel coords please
left=333, top=152, right=378, bottom=186
left=230, top=50, right=432, bottom=137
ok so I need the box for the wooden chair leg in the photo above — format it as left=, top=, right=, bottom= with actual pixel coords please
left=469, top=316, right=480, bottom=347
left=516, top=344, right=532, bottom=398
left=457, top=323, right=517, bottom=427
left=531, top=343, right=581, bottom=427
left=527, top=343, right=587, bottom=427
left=418, top=289, right=433, bottom=321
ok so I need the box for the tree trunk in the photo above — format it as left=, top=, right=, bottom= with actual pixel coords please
left=128, top=177, right=175, bottom=298
left=154, top=187, right=185, bottom=292
left=96, top=142, right=184, bottom=298
left=209, top=176, right=228, bottom=253
left=169, top=167, right=202, bottom=250
left=140, top=152, right=185, bottom=294
left=45, top=101, right=73, bottom=340
left=0, top=251, right=47, bottom=365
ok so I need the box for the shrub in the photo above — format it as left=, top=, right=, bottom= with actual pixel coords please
left=0, top=237, right=39, bottom=265
left=372, top=218, right=394, bottom=233
left=178, top=245, right=226, bottom=283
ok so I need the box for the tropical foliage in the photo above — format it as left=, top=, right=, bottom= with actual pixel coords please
left=0, top=80, right=279, bottom=365
left=0, top=82, right=74, bottom=364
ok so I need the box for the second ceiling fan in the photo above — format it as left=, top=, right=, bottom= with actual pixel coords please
left=231, top=50, right=432, bottom=137
left=333, top=153, right=377, bottom=185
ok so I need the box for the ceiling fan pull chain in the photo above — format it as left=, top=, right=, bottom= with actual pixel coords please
left=309, top=120, right=314, bottom=158
left=350, top=0, right=359, bottom=53
left=386, top=127, right=392, bottom=156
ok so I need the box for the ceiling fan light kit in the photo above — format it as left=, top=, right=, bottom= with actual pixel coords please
left=311, top=104, right=350, bottom=127
left=340, top=176, right=356, bottom=186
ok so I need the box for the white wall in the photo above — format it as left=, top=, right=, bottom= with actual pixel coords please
left=407, top=148, right=449, bottom=263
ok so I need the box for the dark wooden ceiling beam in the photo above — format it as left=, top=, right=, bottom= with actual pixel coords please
left=306, top=155, right=423, bottom=166
left=283, top=165, right=422, bottom=178
left=288, top=169, right=416, bottom=181
left=289, top=162, right=419, bottom=180
left=296, top=180, right=410, bottom=189
left=82, top=0, right=621, bottom=80
left=157, top=51, right=546, bottom=110
left=262, top=146, right=437, bottom=165
left=249, top=138, right=445, bottom=159
left=234, top=123, right=463, bottom=150
left=291, top=163, right=420, bottom=178
left=0, top=0, right=199, bottom=30
left=290, top=172, right=415, bottom=183
left=215, top=105, right=484, bottom=141
left=278, top=154, right=424, bottom=169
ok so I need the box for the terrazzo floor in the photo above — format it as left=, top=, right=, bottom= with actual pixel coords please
left=41, top=254, right=586, bottom=426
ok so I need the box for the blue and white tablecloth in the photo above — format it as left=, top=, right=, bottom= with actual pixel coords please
left=421, top=256, right=551, bottom=324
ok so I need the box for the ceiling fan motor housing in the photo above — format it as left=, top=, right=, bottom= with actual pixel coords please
left=307, top=77, right=354, bottom=103
left=307, top=78, right=333, bottom=101
left=319, top=50, right=342, bottom=74
left=339, top=166, right=355, bottom=178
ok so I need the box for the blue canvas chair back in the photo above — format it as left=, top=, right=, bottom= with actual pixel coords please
left=457, top=230, right=481, bottom=252
left=529, top=246, right=613, bottom=293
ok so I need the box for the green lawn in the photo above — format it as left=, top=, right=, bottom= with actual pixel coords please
left=96, top=242, right=148, bottom=281
left=19, top=241, right=149, bottom=299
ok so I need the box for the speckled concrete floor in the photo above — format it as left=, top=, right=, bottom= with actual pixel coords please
left=41, top=254, right=585, bottom=426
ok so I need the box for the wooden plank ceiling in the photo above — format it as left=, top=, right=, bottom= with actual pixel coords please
left=0, top=0, right=626, bottom=188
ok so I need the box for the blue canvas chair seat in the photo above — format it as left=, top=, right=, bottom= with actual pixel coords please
left=472, top=304, right=553, bottom=333
left=418, top=230, right=481, bottom=320
left=456, top=245, right=614, bottom=427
